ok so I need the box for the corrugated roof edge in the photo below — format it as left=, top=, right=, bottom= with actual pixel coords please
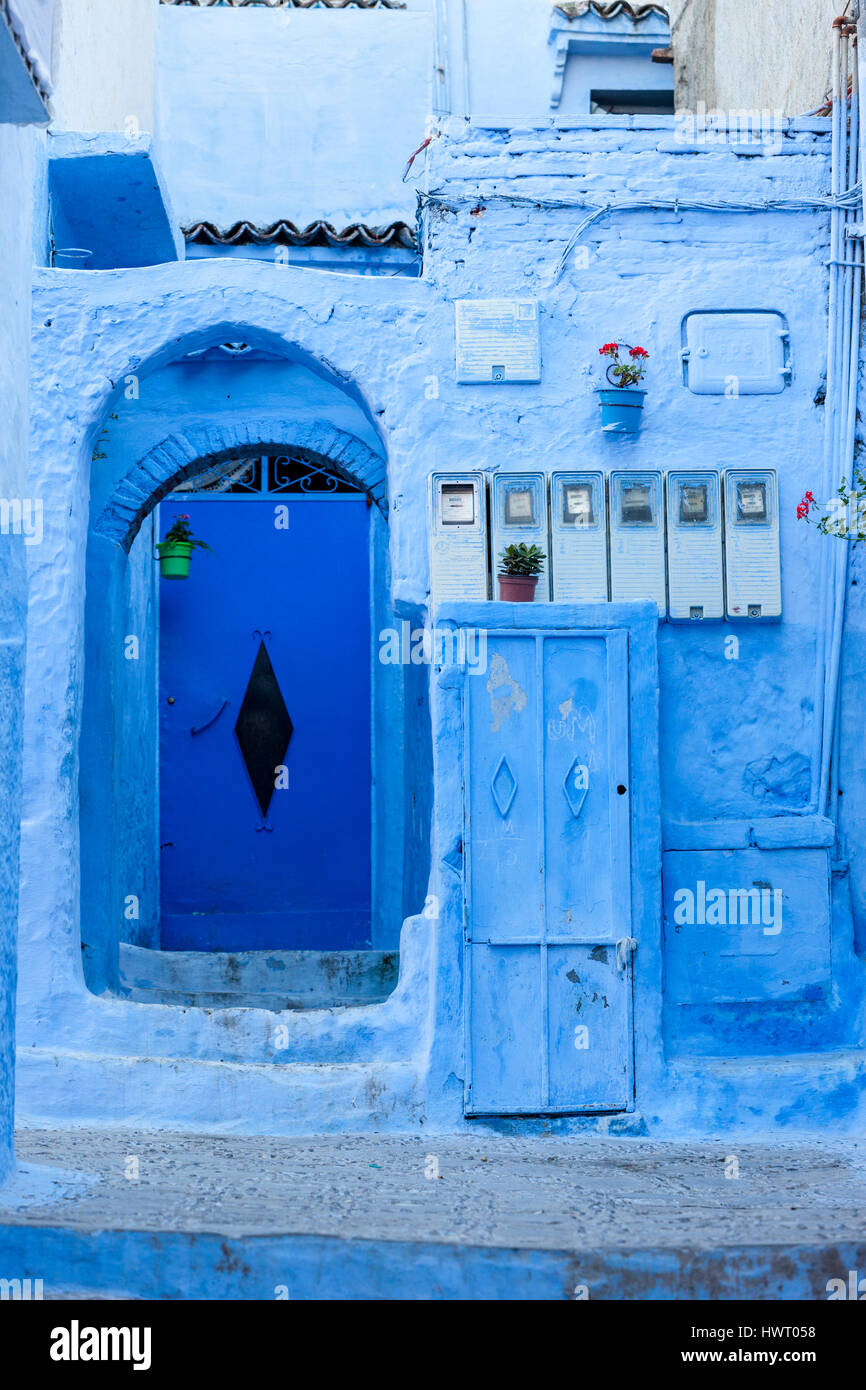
left=0, top=0, right=53, bottom=101
left=553, top=2, right=669, bottom=22
left=184, top=219, right=418, bottom=249
left=161, top=1, right=405, bottom=9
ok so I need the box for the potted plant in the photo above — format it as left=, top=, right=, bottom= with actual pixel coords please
left=156, top=513, right=212, bottom=580
left=598, top=341, right=650, bottom=434
left=497, top=542, right=546, bottom=601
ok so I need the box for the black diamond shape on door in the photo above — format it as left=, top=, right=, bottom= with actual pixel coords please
left=234, top=641, right=293, bottom=817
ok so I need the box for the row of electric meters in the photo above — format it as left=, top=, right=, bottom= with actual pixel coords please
left=429, top=470, right=782, bottom=620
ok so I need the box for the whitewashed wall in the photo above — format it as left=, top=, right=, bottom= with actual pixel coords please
left=49, top=0, right=156, bottom=134
left=669, top=0, right=839, bottom=116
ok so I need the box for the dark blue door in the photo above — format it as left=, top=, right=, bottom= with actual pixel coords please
left=159, top=496, right=372, bottom=950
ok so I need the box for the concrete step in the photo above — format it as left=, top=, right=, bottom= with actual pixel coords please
left=118, top=942, right=399, bottom=1010
left=3, top=1129, right=866, bottom=1299
left=16, top=1052, right=424, bottom=1133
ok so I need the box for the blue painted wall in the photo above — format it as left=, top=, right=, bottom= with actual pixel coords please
left=152, top=1, right=672, bottom=236
left=155, top=4, right=435, bottom=230
left=0, top=527, right=25, bottom=1184
left=48, top=134, right=183, bottom=270
left=80, top=513, right=161, bottom=995
left=0, top=121, right=38, bottom=1183
left=9, top=5, right=866, bottom=1137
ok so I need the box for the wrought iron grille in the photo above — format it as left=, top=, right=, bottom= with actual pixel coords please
left=173, top=453, right=363, bottom=495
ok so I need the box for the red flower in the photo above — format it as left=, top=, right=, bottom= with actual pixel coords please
left=629, top=346, right=649, bottom=359
left=599, top=342, right=619, bottom=355
left=797, top=491, right=816, bottom=521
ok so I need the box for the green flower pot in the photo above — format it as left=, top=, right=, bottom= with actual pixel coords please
left=157, top=541, right=193, bottom=580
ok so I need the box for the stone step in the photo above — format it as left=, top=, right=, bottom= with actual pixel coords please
left=117, top=943, right=399, bottom=1011
left=17, top=1052, right=423, bottom=1132
left=3, top=1129, right=866, bottom=1300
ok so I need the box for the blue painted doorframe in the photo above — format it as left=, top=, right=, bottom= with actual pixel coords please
left=463, top=626, right=635, bottom=1116
left=159, top=495, right=372, bottom=951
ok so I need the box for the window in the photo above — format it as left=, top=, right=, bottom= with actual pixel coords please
left=549, top=4, right=673, bottom=116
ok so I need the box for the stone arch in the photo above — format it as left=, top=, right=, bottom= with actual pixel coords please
left=93, top=418, right=389, bottom=550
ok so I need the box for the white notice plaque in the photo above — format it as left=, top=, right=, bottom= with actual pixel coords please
left=455, top=299, right=541, bottom=384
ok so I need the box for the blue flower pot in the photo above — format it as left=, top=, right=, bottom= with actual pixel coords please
left=599, top=388, right=646, bottom=434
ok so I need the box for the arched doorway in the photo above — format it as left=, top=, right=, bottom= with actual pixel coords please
left=80, top=339, right=432, bottom=1009
left=158, top=451, right=373, bottom=951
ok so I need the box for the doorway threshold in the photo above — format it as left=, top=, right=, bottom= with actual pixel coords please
left=117, top=943, right=398, bottom=1011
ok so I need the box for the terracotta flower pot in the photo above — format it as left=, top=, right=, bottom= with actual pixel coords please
left=498, top=573, right=539, bottom=602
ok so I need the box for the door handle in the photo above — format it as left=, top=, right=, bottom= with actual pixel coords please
left=190, top=698, right=229, bottom=736
left=616, top=937, right=638, bottom=972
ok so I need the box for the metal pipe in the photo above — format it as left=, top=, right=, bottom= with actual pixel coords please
left=818, top=21, right=848, bottom=810
left=830, top=673, right=843, bottom=817
left=831, top=25, right=848, bottom=500
left=433, top=0, right=448, bottom=116
left=460, top=0, right=471, bottom=119
left=829, top=45, right=861, bottom=821
left=811, top=19, right=846, bottom=809
left=820, top=23, right=861, bottom=816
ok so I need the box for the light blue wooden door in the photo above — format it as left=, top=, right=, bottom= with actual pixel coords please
left=464, top=628, right=634, bottom=1115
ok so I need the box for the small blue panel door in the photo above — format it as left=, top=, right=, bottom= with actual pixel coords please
left=464, top=629, right=634, bottom=1115
left=159, top=497, right=371, bottom=950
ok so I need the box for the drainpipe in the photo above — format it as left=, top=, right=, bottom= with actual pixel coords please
left=818, top=18, right=862, bottom=821
left=461, top=0, right=471, bottom=118
left=811, top=18, right=843, bottom=811
left=859, top=1, right=866, bottom=218
left=833, top=31, right=863, bottom=824
left=433, top=0, right=450, bottom=117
